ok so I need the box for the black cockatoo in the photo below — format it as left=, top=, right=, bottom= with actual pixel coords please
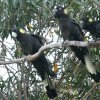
left=11, top=28, right=57, bottom=99
left=54, top=6, right=100, bottom=82
left=82, top=17, right=100, bottom=40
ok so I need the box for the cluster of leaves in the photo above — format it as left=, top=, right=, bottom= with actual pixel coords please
left=0, top=0, right=100, bottom=100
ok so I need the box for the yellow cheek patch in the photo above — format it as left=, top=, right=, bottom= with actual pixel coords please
left=89, top=18, right=93, bottom=22
left=19, top=28, right=26, bottom=34
left=64, top=8, right=68, bottom=14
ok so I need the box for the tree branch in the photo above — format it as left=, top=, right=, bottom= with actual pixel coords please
left=80, top=82, right=100, bottom=100
left=0, top=91, right=9, bottom=100
left=0, top=57, right=25, bottom=65
left=0, top=40, right=100, bottom=65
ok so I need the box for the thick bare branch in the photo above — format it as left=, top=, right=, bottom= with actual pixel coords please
left=0, top=40, right=100, bottom=65
left=0, top=57, right=25, bottom=65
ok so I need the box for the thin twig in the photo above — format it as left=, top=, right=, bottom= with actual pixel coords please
left=80, top=82, right=100, bottom=100
left=0, top=91, right=9, bottom=100
left=56, top=71, right=66, bottom=88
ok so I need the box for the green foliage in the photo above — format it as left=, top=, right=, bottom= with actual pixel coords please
left=0, top=0, right=100, bottom=100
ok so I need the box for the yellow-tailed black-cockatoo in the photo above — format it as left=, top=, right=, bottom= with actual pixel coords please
left=54, top=6, right=100, bottom=82
left=82, top=17, right=100, bottom=40
left=12, top=28, right=57, bottom=99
